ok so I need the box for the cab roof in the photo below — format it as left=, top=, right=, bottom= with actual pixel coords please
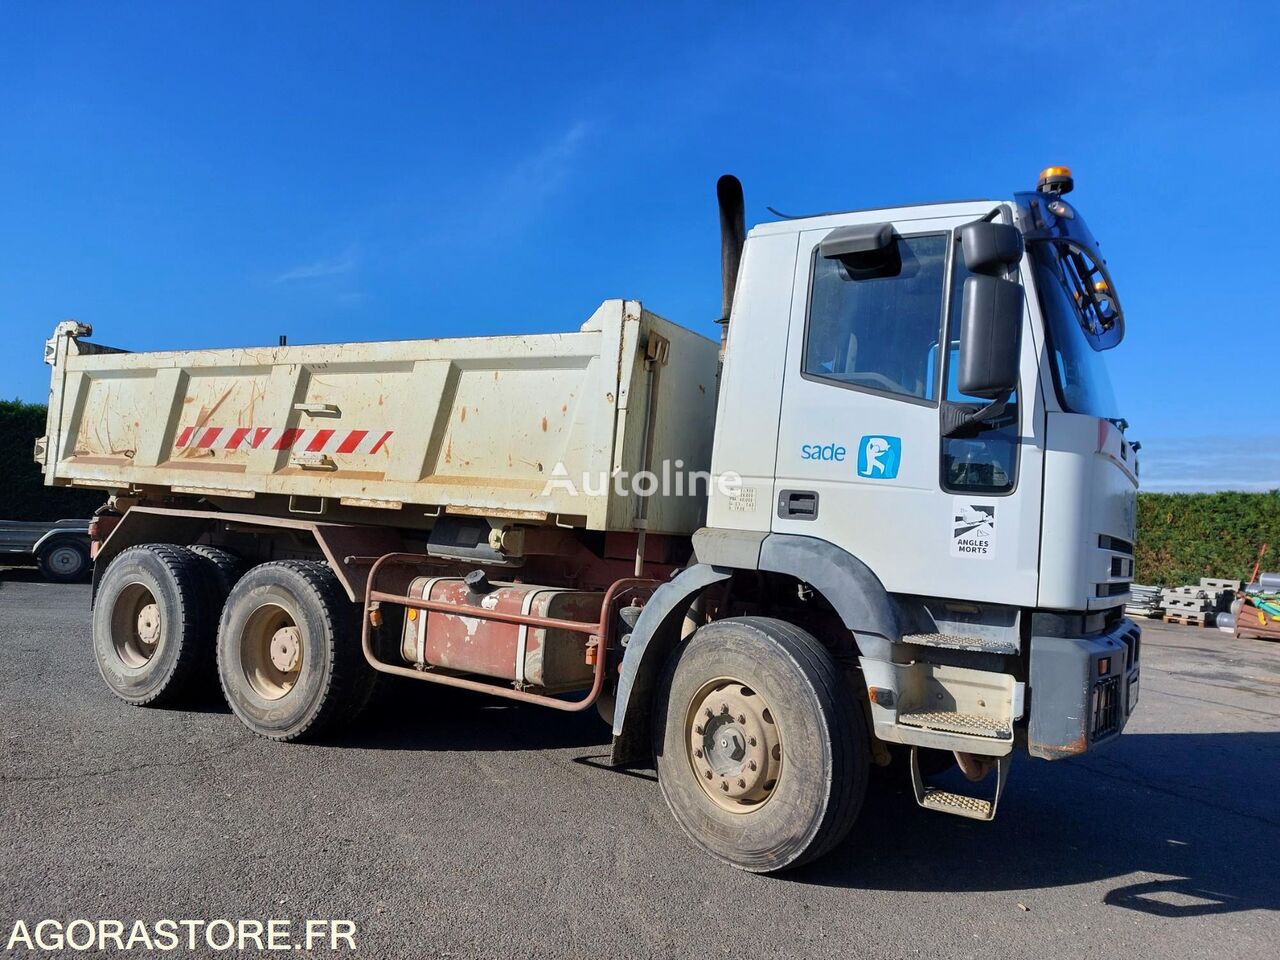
left=748, top=198, right=1007, bottom=238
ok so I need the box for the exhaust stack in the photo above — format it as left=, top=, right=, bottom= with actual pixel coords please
left=716, top=174, right=746, bottom=355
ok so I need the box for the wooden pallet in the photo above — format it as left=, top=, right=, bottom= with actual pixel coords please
left=1124, top=608, right=1164, bottom=619
left=1163, top=613, right=1210, bottom=627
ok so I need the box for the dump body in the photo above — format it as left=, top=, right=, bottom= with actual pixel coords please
left=40, top=300, right=718, bottom=534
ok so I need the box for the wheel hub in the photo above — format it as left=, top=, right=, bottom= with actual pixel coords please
left=269, top=627, right=301, bottom=673
left=687, top=680, right=782, bottom=811
left=241, top=604, right=304, bottom=701
left=50, top=546, right=80, bottom=572
left=111, top=583, right=161, bottom=668
left=135, top=603, right=161, bottom=648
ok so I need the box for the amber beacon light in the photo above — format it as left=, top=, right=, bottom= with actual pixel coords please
left=1037, top=165, right=1074, bottom=195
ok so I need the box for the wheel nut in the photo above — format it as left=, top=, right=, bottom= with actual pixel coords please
left=694, top=748, right=704, bottom=758
left=720, top=703, right=730, bottom=715
left=694, top=725, right=704, bottom=735
left=720, top=781, right=729, bottom=791
left=748, top=737, right=757, bottom=747
left=704, top=770, right=712, bottom=779
left=704, top=708, right=713, bottom=719
left=748, top=760, right=757, bottom=771
left=737, top=714, right=746, bottom=724
left=738, top=778, right=746, bottom=788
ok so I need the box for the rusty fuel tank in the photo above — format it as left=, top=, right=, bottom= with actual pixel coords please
left=399, top=574, right=603, bottom=690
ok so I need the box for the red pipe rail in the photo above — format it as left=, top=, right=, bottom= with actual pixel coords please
left=359, top=551, right=657, bottom=712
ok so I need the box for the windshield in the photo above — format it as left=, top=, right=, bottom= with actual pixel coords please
left=1029, top=242, right=1119, bottom=419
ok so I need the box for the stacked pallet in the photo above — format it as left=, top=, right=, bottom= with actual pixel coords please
left=1124, top=584, right=1163, bottom=619
left=1201, top=578, right=1241, bottom=608
left=1161, top=579, right=1240, bottom=627
left=1161, top=587, right=1213, bottom=626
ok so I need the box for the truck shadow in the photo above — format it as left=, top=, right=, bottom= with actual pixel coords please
left=331, top=675, right=613, bottom=753
left=790, top=731, right=1280, bottom=917
left=0, top=567, right=57, bottom=586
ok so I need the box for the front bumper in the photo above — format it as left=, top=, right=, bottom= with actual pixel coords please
left=1027, top=617, right=1141, bottom=759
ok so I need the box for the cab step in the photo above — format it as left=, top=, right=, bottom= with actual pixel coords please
left=898, top=710, right=1013, bottom=741
left=900, top=632, right=1019, bottom=655
left=920, top=790, right=994, bottom=819
left=909, top=747, right=1010, bottom=822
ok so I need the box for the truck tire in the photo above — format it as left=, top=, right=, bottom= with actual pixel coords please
left=654, top=616, right=867, bottom=873
left=186, top=545, right=246, bottom=689
left=187, top=545, right=244, bottom=605
left=216, top=561, right=374, bottom=742
left=37, top=537, right=90, bottom=583
left=92, top=544, right=213, bottom=706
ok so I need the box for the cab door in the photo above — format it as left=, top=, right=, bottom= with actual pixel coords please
left=771, top=211, right=1043, bottom=607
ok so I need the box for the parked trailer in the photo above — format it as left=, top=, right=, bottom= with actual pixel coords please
left=0, top=519, right=91, bottom=581
left=41, top=168, right=1143, bottom=871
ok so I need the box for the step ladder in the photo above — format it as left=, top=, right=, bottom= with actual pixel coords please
left=909, top=746, right=1010, bottom=821
left=900, top=631, right=1019, bottom=656
left=898, top=710, right=1012, bottom=741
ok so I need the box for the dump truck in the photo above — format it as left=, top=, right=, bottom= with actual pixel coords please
left=38, top=167, right=1142, bottom=872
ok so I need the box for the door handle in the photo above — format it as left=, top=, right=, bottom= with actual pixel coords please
left=777, top=489, right=819, bottom=520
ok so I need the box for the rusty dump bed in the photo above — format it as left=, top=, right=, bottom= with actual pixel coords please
left=39, top=300, right=719, bottom=534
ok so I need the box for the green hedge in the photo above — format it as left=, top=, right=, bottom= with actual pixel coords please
left=1136, top=491, right=1280, bottom=587
left=0, top=399, right=104, bottom=521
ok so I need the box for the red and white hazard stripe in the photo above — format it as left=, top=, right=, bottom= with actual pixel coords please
left=175, top=426, right=392, bottom=455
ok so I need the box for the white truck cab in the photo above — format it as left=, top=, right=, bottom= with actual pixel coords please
left=687, top=167, right=1140, bottom=813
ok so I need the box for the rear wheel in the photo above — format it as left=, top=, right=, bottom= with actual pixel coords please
left=187, top=545, right=246, bottom=693
left=655, top=617, right=868, bottom=872
left=216, top=561, right=375, bottom=741
left=187, top=545, right=245, bottom=604
left=37, top=538, right=90, bottom=583
left=92, top=544, right=212, bottom=705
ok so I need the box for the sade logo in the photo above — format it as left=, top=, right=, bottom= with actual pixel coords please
left=857, top=435, right=901, bottom=479
left=800, top=442, right=846, bottom=462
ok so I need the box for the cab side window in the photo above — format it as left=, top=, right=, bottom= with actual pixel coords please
left=803, top=233, right=946, bottom=402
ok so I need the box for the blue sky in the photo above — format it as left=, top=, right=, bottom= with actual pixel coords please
left=1, top=1, right=1274, bottom=491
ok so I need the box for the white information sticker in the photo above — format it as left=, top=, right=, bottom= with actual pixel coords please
left=728, top=486, right=757, bottom=513
left=951, top=498, right=996, bottom=558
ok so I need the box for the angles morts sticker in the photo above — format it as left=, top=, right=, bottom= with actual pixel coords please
left=951, top=498, right=996, bottom=558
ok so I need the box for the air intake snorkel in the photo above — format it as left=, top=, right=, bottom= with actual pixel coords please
left=716, top=174, right=746, bottom=359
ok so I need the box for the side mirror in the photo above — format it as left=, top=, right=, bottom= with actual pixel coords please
left=957, top=275, right=1023, bottom=399
left=959, top=221, right=1023, bottom=274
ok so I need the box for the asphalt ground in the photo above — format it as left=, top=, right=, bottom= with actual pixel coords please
left=2, top=570, right=1278, bottom=958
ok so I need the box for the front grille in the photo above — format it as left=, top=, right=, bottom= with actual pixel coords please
left=1099, top=534, right=1134, bottom=555
left=1096, top=535, right=1135, bottom=605
left=1091, top=676, right=1121, bottom=739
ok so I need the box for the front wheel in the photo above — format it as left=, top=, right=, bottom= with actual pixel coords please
left=655, top=617, right=868, bottom=873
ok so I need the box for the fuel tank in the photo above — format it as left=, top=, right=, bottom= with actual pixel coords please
left=399, top=576, right=603, bottom=690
